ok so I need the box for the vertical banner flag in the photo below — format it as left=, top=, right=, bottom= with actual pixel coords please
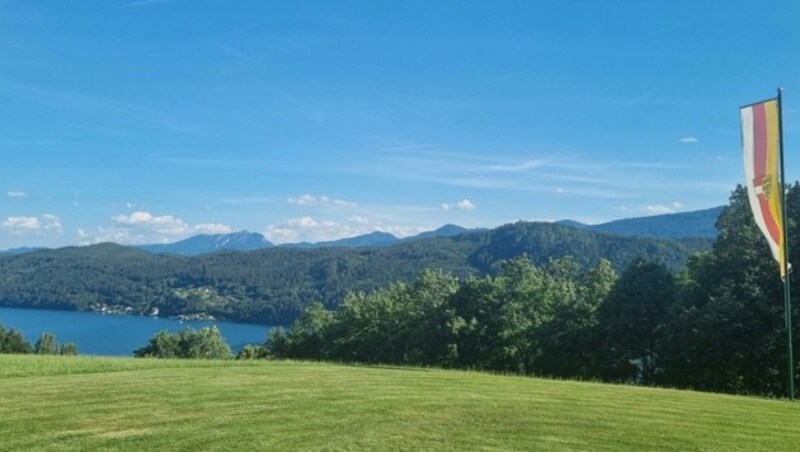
left=740, top=98, right=786, bottom=278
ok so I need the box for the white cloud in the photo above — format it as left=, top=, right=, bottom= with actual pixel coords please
left=40, top=214, right=63, bottom=233
left=644, top=202, right=683, bottom=215
left=264, top=215, right=425, bottom=244
left=287, top=194, right=357, bottom=208
left=78, top=211, right=232, bottom=245
left=2, top=214, right=62, bottom=235
left=441, top=199, right=477, bottom=211
left=7, top=191, right=28, bottom=198
left=3, top=216, right=39, bottom=234
left=555, top=187, right=565, bottom=194
left=678, top=136, right=699, bottom=143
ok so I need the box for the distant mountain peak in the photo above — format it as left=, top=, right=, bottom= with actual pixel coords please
left=554, top=219, right=589, bottom=229
left=277, top=225, right=475, bottom=249
left=302, top=231, right=400, bottom=248
left=406, top=224, right=472, bottom=242
left=138, top=231, right=273, bottom=256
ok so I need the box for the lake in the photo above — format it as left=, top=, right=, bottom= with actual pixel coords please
left=0, top=307, right=272, bottom=356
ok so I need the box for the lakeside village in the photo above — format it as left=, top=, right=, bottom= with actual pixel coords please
left=89, top=303, right=216, bottom=322
left=88, top=286, right=229, bottom=321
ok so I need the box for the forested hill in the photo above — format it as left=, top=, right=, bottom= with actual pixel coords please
left=0, top=221, right=711, bottom=324
left=557, top=206, right=724, bottom=239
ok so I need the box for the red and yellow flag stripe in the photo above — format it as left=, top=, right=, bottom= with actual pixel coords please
left=741, top=98, right=785, bottom=278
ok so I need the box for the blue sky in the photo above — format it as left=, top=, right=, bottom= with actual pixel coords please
left=1, top=1, right=799, bottom=248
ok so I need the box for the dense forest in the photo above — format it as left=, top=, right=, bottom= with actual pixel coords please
left=264, top=185, right=800, bottom=397
left=0, top=221, right=709, bottom=324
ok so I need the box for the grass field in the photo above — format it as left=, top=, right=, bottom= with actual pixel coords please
left=0, top=355, right=798, bottom=451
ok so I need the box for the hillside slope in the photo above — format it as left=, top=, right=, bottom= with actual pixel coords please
left=0, top=222, right=711, bottom=323
left=0, top=355, right=797, bottom=451
left=558, top=206, right=724, bottom=238
left=590, top=206, right=724, bottom=238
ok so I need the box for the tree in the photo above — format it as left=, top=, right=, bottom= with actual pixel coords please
left=661, top=185, right=798, bottom=395
left=236, top=344, right=265, bottom=360
left=448, top=256, right=554, bottom=373
left=399, top=269, right=459, bottom=365
left=134, top=330, right=180, bottom=358
left=534, top=259, right=617, bottom=378
left=35, top=332, right=59, bottom=355
left=134, top=327, right=232, bottom=359
left=180, top=326, right=233, bottom=359
left=60, top=342, right=79, bottom=356
left=596, top=259, right=677, bottom=383
left=266, top=303, right=334, bottom=360
left=1, top=327, right=32, bottom=354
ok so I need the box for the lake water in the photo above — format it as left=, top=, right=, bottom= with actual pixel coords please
left=0, top=307, right=272, bottom=356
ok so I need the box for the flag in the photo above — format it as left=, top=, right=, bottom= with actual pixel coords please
left=740, top=98, right=786, bottom=278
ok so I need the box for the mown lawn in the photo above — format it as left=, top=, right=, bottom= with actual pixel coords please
left=0, top=355, right=798, bottom=451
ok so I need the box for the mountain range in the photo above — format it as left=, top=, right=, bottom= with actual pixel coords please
left=132, top=224, right=473, bottom=256
left=0, top=218, right=714, bottom=324
left=128, top=207, right=722, bottom=256
left=0, top=207, right=724, bottom=257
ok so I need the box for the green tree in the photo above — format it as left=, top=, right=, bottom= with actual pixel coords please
left=134, top=327, right=232, bottom=359
left=400, top=269, right=459, bottom=365
left=661, top=185, right=798, bottom=395
left=534, top=259, right=617, bottom=378
left=596, top=258, right=677, bottom=383
left=134, top=330, right=180, bottom=358
left=325, top=287, right=405, bottom=363
left=449, top=256, right=555, bottom=373
left=2, top=328, right=32, bottom=354
left=180, top=326, right=233, bottom=359
left=235, top=344, right=265, bottom=360
left=34, top=332, right=59, bottom=355
left=59, top=342, right=78, bottom=356
left=266, top=303, right=334, bottom=360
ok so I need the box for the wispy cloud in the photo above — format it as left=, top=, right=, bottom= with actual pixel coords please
left=373, top=143, right=436, bottom=153
left=0, top=78, right=195, bottom=133
left=218, top=196, right=276, bottom=205
left=7, top=190, right=28, bottom=198
left=363, top=150, right=647, bottom=198
left=615, top=89, right=656, bottom=110
left=678, top=136, right=699, bottom=143
left=287, top=194, right=357, bottom=208
left=147, top=153, right=295, bottom=173
left=644, top=201, right=683, bottom=215
left=212, top=42, right=259, bottom=65
left=476, top=159, right=550, bottom=173
left=485, top=69, right=532, bottom=85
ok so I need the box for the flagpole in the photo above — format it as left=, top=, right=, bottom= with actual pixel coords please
left=777, top=87, right=795, bottom=400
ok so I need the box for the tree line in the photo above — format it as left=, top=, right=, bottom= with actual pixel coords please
left=0, top=325, right=78, bottom=355
left=259, top=185, right=800, bottom=397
